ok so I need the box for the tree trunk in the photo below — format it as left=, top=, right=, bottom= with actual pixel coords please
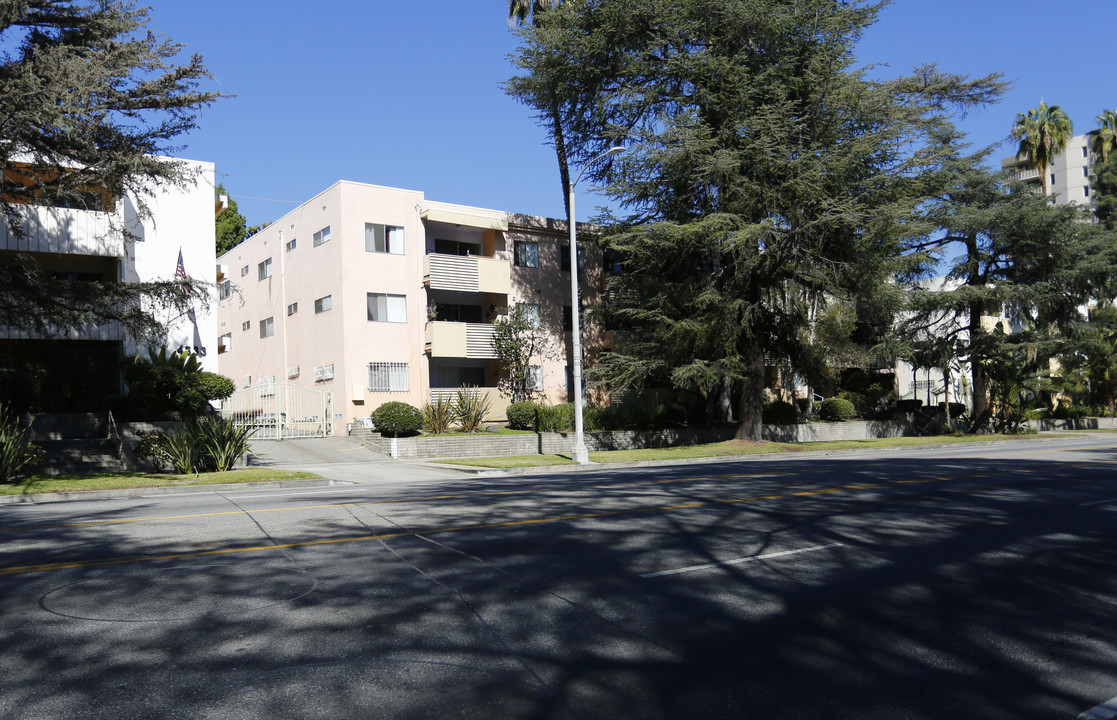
left=969, top=305, right=990, bottom=432
left=736, top=343, right=765, bottom=441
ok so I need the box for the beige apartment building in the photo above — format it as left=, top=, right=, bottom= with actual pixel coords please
left=1001, top=132, right=1096, bottom=206
left=216, top=181, right=601, bottom=436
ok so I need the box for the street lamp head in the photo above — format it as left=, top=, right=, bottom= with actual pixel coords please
left=605, top=146, right=625, bottom=157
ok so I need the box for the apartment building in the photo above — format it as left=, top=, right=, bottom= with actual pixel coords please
left=0, top=157, right=220, bottom=411
left=215, top=181, right=600, bottom=436
left=1001, top=132, right=1096, bottom=206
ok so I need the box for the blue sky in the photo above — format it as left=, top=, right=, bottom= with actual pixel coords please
left=147, top=1, right=1114, bottom=228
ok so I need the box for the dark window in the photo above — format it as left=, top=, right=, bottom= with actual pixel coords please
left=434, top=239, right=477, bottom=256
left=514, top=240, right=539, bottom=268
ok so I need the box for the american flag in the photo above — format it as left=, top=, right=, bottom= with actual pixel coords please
left=175, top=249, right=189, bottom=298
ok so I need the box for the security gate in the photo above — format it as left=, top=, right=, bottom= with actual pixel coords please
left=221, top=380, right=333, bottom=440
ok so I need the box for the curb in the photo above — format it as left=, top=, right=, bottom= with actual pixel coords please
left=0, top=477, right=344, bottom=505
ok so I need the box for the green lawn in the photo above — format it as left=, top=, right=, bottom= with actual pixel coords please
left=1, top=469, right=321, bottom=495
left=434, top=433, right=1043, bottom=469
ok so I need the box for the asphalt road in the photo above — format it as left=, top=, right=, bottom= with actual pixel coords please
left=2, top=435, right=1117, bottom=719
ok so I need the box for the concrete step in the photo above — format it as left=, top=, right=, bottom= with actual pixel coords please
left=35, top=438, right=123, bottom=475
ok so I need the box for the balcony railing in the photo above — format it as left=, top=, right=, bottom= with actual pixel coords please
left=426, top=321, right=498, bottom=359
left=0, top=205, right=122, bottom=256
left=424, top=254, right=510, bottom=295
left=1007, top=168, right=1041, bottom=184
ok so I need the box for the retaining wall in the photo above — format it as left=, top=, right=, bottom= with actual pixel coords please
left=359, top=420, right=914, bottom=460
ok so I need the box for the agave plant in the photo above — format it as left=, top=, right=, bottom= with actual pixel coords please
left=421, top=395, right=454, bottom=435
left=454, top=386, right=492, bottom=434
left=0, top=403, right=44, bottom=483
left=194, top=416, right=254, bottom=472
left=160, top=425, right=200, bottom=474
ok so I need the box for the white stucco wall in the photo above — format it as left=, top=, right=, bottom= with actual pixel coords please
left=122, top=157, right=219, bottom=372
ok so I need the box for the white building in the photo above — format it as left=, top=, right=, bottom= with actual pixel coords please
left=1001, top=132, right=1096, bottom=206
left=0, top=157, right=220, bottom=410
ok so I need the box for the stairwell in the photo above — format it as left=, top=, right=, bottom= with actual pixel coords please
left=31, top=413, right=124, bottom=475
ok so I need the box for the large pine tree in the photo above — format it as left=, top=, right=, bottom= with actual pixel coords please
left=508, top=0, right=1004, bottom=439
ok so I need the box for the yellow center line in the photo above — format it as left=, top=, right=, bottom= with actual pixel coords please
left=0, top=471, right=797, bottom=533
left=0, top=474, right=964, bottom=576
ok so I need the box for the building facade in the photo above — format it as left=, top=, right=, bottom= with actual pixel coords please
left=216, top=181, right=601, bottom=434
left=0, top=157, right=220, bottom=411
left=1001, top=132, right=1096, bottom=206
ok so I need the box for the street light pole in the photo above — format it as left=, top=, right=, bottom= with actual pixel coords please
left=568, top=146, right=624, bottom=464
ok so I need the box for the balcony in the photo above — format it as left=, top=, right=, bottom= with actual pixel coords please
left=426, top=321, right=498, bottom=359
left=424, top=254, right=510, bottom=295
left=0, top=205, right=121, bottom=256
left=1007, top=168, right=1041, bottom=184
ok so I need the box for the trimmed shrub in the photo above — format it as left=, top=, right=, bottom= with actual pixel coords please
left=370, top=401, right=423, bottom=437
left=506, top=402, right=539, bottom=430
left=584, top=405, right=625, bottom=431
left=133, top=430, right=170, bottom=472
left=535, top=403, right=575, bottom=432
left=763, top=400, right=800, bottom=425
left=818, top=397, right=857, bottom=421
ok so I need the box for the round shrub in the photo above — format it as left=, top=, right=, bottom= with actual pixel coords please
left=370, top=401, right=423, bottom=437
left=506, top=402, right=539, bottom=430
left=763, top=400, right=800, bottom=425
left=817, top=397, right=857, bottom=421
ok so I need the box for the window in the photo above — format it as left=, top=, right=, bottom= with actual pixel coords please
left=1084, top=186, right=1090, bottom=198
left=285, top=238, right=296, bottom=252
left=528, top=365, right=543, bottom=392
left=218, top=280, right=231, bottom=300
left=368, top=362, right=410, bottom=392
left=523, top=303, right=541, bottom=328
left=1083, top=146, right=1089, bottom=158
left=1050, top=174, right=1055, bottom=187
left=367, top=293, right=407, bottom=323
left=314, top=295, right=333, bottom=314
left=366, top=223, right=405, bottom=254
left=241, top=320, right=251, bottom=332
left=218, top=333, right=232, bottom=353
left=240, top=265, right=249, bottom=277
left=515, top=240, right=539, bottom=268
left=435, top=303, right=482, bottom=323
left=434, top=238, right=476, bottom=256
left=287, top=302, right=298, bottom=316
left=561, top=243, right=571, bottom=272
left=563, top=305, right=573, bottom=332
left=566, top=365, right=574, bottom=399
left=259, top=317, right=274, bottom=338
left=314, top=363, right=335, bottom=382
left=258, top=258, right=272, bottom=280
left=313, top=226, right=331, bottom=247
left=1084, top=167, right=1090, bottom=178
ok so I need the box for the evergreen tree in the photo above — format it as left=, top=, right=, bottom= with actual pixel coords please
left=215, top=184, right=248, bottom=255
left=508, top=0, right=1003, bottom=439
left=1095, top=151, right=1117, bottom=229
left=900, top=144, right=1117, bottom=431
left=0, top=1, right=221, bottom=340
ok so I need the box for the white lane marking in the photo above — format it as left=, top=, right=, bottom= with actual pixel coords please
left=1078, top=695, right=1117, bottom=719
left=1081, top=497, right=1117, bottom=507
left=641, top=542, right=844, bottom=579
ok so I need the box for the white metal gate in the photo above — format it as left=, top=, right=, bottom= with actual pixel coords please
left=221, top=380, right=333, bottom=440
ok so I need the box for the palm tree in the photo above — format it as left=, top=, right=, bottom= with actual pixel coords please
left=507, top=0, right=572, bottom=218
left=1010, top=100, right=1074, bottom=195
left=508, top=0, right=561, bottom=26
left=1092, top=109, right=1117, bottom=164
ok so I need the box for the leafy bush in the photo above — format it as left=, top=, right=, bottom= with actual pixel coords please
left=0, top=404, right=44, bottom=482
left=454, top=387, right=492, bottom=434
left=506, top=402, right=539, bottom=430
left=583, top=405, right=625, bottom=431
left=122, top=349, right=236, bottom=420
left=818, top=397, right=857, bottom=421
left=535, top=403, right=575, bottom=432
left=421, top=395, right=455, bottom=434
left=133, top=430, right=170, bottom=472
left=370, top=401, right=423, bottom=437
left=763, top=400, right=800, bottom=425
left=651, top=402, right=689, bottom=428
